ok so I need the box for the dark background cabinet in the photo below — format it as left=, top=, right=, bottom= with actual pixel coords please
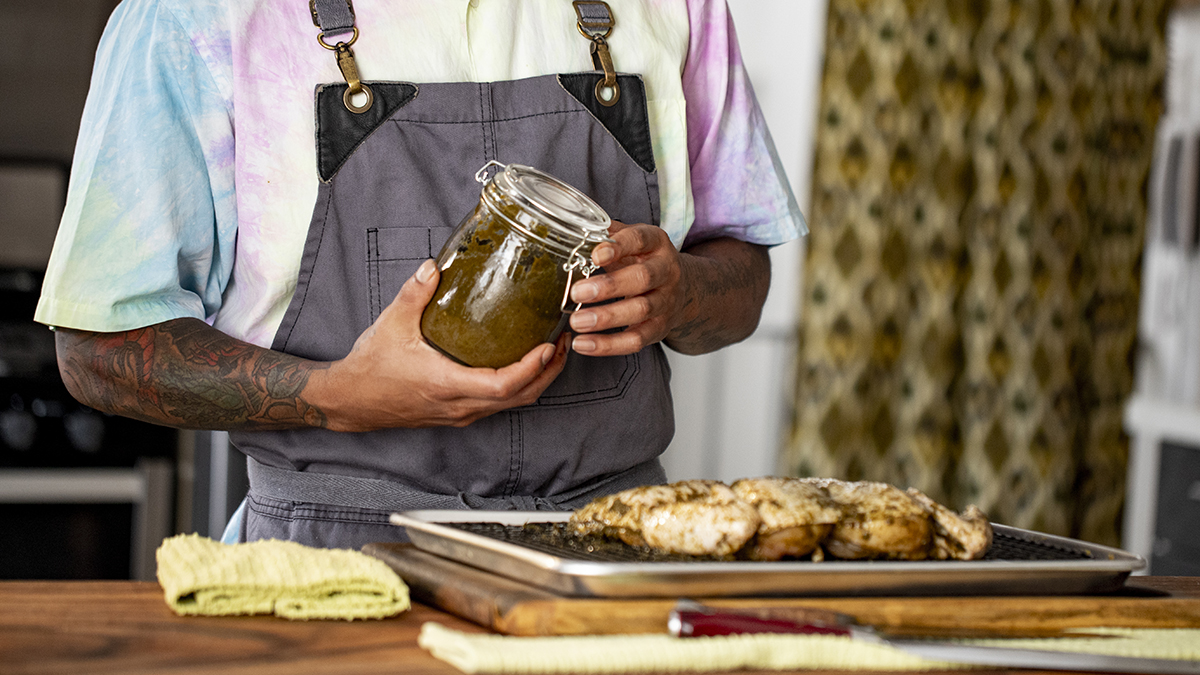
left=0, top=0, right=189, bottom=581
left=1153, top=442, right=1200, bottom=575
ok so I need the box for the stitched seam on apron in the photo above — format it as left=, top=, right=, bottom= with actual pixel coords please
left=290, top=505, right=392, bottom=521
left=478, top=83, right=489, bottom=166
left=285, top=513, right=392, bottom=526
left=247, top=509, right=292, bottom=524
left=643, top=171, right=659, bottom=226
left=388, top=109, right=588, bottom=125
left=256, top=509, right=392, bottom=526
left=366, top=228, right=379, bottom=321
left=534, top=354, right=640, bottom=406
left=278, top=189, right=334, bottom=350
left=489, top=84, right=499, bottom=161
left=247, top=493, right=293, bottom=518
left=373, top=230, right=382, bottom=318
left=504, top=411, right=523, bottom=497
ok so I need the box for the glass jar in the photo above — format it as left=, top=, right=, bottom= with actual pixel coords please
left=420, top=161, right=612, bottom=368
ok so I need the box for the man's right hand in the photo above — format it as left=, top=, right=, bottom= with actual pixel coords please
left=315, top=259, right=569, bottom=432
left=53, top=259, right=568, bottom=432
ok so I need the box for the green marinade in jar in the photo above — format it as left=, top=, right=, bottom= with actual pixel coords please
left=420, top=163, right=609, bottom=369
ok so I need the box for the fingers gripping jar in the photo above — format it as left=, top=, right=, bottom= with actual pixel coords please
left=420, top=161, right=612, bottom=368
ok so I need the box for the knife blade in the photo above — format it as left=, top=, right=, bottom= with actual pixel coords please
left=668, top=601, right=1200, bottom=674
left=884, top=639, right=1200, bottom=674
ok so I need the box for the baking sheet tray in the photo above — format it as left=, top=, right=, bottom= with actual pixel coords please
left=389, top=510, right=1146, bottom=598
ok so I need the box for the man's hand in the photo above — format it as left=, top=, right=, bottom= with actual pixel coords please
left=567, top=222, right=771, bottom=357
left=316, top=260, right=569, bottom=432
left=54, top=259, right=568, bottom=432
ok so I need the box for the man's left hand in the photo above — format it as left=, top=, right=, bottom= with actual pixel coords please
left=567, top=221, right=685, bottom=357
left=567, top=221, right=771, bottom=357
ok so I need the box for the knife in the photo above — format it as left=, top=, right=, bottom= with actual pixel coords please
left=668, top=601, right=1200, bottom=674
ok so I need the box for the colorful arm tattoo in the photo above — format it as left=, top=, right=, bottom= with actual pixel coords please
left=55, top=318, right=330, bottom=430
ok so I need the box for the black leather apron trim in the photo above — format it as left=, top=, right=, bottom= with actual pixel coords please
left=558, top=73, right=655, bottom=174
left=316, top=82, right=418, bottom=182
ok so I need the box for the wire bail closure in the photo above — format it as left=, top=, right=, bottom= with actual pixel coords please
left=573, top=1, right=619, bottom=107
left=475, top=160, right=506, bottom=185
left=560, top=239, right=601, bottom=314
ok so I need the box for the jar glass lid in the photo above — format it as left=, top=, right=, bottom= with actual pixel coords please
left=482, top=162, right=612, bottom=240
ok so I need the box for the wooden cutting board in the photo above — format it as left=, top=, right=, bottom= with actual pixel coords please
left=363, top=542, right=1200, bottom=636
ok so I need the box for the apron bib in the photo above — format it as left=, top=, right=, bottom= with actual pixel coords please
left=228, top=10, right=674, bottom=549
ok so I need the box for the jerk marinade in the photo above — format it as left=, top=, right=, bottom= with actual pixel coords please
left=421, top=162, right=612, bottom=368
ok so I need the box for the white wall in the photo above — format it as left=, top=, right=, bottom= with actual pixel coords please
left=661, top=0, right=829, bottom=482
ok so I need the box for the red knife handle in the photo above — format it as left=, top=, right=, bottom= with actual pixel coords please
left=670, top=610, right=853, bottom=638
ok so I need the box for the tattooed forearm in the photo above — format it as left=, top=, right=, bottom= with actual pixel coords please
left=666, top=238, right=772, bottom=355
left=55, top=318, right=330, bottom=430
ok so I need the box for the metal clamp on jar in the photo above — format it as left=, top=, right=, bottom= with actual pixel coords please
left=420, top=161, right=613, bottom=368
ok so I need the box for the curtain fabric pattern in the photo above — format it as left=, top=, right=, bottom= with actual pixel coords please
left=786, top=0, right=1168, bottom=545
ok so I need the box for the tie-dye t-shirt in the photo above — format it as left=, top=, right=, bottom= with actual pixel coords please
left=36, top=0, right=804, bottom=347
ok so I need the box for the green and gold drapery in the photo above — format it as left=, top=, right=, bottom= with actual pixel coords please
left=786, top=0, right=1168, bottom=545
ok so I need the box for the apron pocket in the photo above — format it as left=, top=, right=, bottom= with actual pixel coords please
left=532, top=351, right=641, bottom=406
left=367, top=226, right=452, bottom=323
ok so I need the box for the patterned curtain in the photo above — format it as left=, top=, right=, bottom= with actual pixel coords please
left=785, top=0, right=1168, bottom=545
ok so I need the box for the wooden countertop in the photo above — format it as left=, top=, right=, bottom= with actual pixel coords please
left=1, top=577, right=1198, bottom=675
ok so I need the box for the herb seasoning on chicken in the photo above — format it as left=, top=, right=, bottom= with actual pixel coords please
left=729, top=477, right=842, bottom=561
left=570, top=477, right=993, bottom=561
left=569, top=479, right=761, bottom=557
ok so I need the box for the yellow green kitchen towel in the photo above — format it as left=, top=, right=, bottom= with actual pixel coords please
left=155, top=533, right=409, bottom=620
left=417, top=623, right=1200, bottom=673
left=417, top=623, right=964, bottom=672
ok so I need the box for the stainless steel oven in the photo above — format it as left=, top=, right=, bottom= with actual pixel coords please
left=0, top=263, right=178, bottom=580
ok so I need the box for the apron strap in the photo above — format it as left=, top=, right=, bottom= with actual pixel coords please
left=573, top=0, right=614, bottom=37
left=310, top=0, right=355, bottom=38
left=246, top=456, right=666, bottom=513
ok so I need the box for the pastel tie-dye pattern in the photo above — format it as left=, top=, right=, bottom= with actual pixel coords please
left=36, top=0, right=804, bottom=348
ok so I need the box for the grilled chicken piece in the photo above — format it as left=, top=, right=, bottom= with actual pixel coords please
left=571, top=477, right=993, bottom=562
left=807, top=478, right=933, bottom=560
left=730, top=477, right=842, bottom=560
left=906, top=488, right=993, bottom=560
left=569, top=479, right=761, bottom=557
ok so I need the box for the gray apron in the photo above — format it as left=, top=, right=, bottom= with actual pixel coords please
left=228, top=14, right=674, bottom=549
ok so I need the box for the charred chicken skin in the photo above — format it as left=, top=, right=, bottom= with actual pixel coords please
left=807, top=478, right=934, bottom=560
left=729, top=477, right=842, bottom=560
left=571, top=477, right=992, bottom=561
left=906, top=487, right=993, bottom=560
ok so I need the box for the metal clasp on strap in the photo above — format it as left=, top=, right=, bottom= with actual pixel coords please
left=310, top=0, right=373, bottom=114
left=573, top=0, right=619, bottom=107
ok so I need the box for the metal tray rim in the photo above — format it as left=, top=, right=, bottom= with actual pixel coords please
left=388, top=510, right=1146, bottom=597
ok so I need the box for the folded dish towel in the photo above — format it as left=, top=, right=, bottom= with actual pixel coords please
left=156, top=533, right=410, bottom=620
left=417, top=623, right=1200, bottom=673
left=417, top=623, right=960, bottom=672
